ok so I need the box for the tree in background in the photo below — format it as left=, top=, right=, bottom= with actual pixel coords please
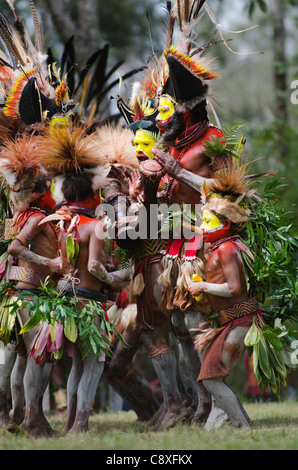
left=0, top=0, right=296, bottom=216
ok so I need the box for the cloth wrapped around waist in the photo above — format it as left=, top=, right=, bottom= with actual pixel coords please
left=193, top=297, right=261, bottom=382
left=134, top=253, right=168, bottom=330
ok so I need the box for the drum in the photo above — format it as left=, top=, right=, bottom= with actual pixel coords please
left=139, top=159, right=164, bottom=183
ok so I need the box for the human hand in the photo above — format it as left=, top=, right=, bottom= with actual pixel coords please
left=49, top=257, right=63, bottom=273
left=188, top=281, right=207, bottom=296
left=108, top=164, right=129, bottom=182
left=152, top=148, right=182, bottom=177
left=110, top=274, right=126, bottom=292
left=128, top=169, right=143, bottom=198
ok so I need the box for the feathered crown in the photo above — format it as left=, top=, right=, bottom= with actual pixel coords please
left=117, top=58, right=165, bottom=136
left=37, top=124, right=104, bottom=176
left=92, top=124, right=138, bottom=169
left=0, top=2, right=72, bottom=125
left=165, top=46, right=220, bottom=82
left=160, top=1, right=221, bottom=115
left=117, top=85, right=160, bottom=136
left=202, top=163, right=254, bottom=225
left=0, top=134, right=43, bottom=187
left=36, top=124, right=108, bottom=202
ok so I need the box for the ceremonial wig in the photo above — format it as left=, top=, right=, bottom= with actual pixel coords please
left=92, top=123, right=138, bottom=170
left=0, top=133, right=50, bottom=211
left=203, top=163, right=254, bottom=231
left=37, top=124, right=107, bottom=204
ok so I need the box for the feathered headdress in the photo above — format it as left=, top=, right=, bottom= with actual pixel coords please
left=37, top=124, right=108, bottom=203
left=160, top=1, right=220, bottom=118
left=92, top=123, right=138, bottom=169
left=0, top=133, right=50, bottom=211
left=116, top=53, right=166, bottom=137
left=202, top=163, right=254, bottom=225
left=0, top=2, right=72, bottom=125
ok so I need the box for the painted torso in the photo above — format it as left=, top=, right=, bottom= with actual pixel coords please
left=206, top=241, right=248, bottom=311
left=14, top=210, right=58, bottom=290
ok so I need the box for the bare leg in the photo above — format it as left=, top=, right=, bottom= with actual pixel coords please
left=202, top=326, right=252, bottom=429
left=203, top=378, right=250, bottom=428
left=6, top=354, right=26, bottom=430
left=172, top=310, right=212, bottom=424
left=20, top=357, right=54, bottom=437
left=142, top=325, right=190, bottom=430
left=0, top=348, right=16, bottom=426
left=108, top=328, right=159, bottom=421
left=61, top=344, right=83, bottom=435
left=68, top=353, right=104, bottom=433
left=17, top=308, right=54, bottom=438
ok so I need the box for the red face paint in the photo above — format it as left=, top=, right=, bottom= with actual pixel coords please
left=33, top=190, right=56, bottom=211
left=203, top=222, right=232, bottom=244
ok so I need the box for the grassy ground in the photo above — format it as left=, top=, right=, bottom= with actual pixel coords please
left=0, top=400, right=297, bottom=451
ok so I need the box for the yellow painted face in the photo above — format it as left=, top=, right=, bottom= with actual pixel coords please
left=200, top=210, right=224, bottom=233
left=49, top=115, right=69, bottom=131
left=156, top=95, right=176, bottom=131
left=133, top=129, right=156, bottom=161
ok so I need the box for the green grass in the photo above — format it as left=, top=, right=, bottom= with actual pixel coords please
left=0, top=401, right=297, bottom=450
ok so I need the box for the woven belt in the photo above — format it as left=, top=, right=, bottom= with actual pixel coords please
left=4, top=219, right=14, bottom=240
left=218, top=297, right=259, bottom=326
left=8, top=266, right=48, bottom=287
left=135, top=238, right=168, bottom=261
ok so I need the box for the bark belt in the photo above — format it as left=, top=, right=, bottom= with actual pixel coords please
left=63, top=284, right=108, bottom=303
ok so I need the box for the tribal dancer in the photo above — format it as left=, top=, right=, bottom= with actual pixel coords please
left=36, top=124, right=131, bottom=434
left=0, top=133, right=61, bottom=437
left=111, top=70, right=198, bottom=429
left=146, top=2, right=231, bottom=424
left=99, top=78, right=178, bottom=427
left=86, top=121, right=161, bottom=422
left=0, top=1, right=75, bottom=435
left=188, top=164, right=256, bottom=428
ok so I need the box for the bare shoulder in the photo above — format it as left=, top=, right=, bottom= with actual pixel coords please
left=217, top=241, right=239, bottom=258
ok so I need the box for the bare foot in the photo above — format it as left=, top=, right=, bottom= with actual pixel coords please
left=0, top=393, right=10, bottom=426
left=20, top=421, right=55, bottom=438
left=154, top=401, right=192, bottom=431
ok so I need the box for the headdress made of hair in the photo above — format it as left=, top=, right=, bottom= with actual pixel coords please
left=202, top=163, right=254, bottom=225
left=92, top=124, right=138, bottom=170
left=0, top=133, right=49, bottom=210
left=37, top=124, right=108, bottom=202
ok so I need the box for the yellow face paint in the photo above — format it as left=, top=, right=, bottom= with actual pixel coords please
left=133, top=129, right=156, bottom=160
left=156, top=95, right=176, bottom=128
left=200, top=210, right=224, bottom=233
left=49, top=115, right=69, bottom=131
